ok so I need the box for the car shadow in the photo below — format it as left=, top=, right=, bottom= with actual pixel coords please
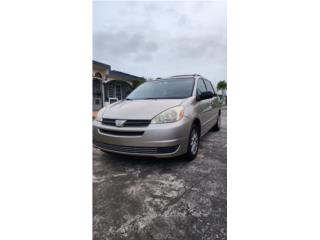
left=107, top=151, right=186, bottom=162
left=95, top=149, right=189, bottom=169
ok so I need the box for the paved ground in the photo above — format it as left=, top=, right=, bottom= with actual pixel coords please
left=93, top=108, right=227, bottom=240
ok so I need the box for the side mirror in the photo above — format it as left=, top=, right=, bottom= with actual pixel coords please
left=197, top=91, right=214, bottom=101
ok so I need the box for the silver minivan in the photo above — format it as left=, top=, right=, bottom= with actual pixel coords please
left=93, top=74, right=221, bottom=160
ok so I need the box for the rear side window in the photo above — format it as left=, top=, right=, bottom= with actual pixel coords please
left=197, top=79, right=207, bottom=95
left=204, top=80, right=215, bottom=94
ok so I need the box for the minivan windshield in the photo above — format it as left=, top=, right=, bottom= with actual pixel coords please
left=126, top=78, right=195, bottom=100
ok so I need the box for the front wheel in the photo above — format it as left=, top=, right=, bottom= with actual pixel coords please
left=185, top=124, right=200, bottom=161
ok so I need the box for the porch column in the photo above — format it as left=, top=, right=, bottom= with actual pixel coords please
left=101, top=80, right=105, bottom=107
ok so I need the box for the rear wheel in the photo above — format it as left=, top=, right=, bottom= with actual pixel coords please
left=185, top=124, right=200, bottom=161
left=212, top=112, right=221, bottom=131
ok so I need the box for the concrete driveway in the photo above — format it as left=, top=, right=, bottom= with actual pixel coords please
left=93, top=108, right=227, bottom=240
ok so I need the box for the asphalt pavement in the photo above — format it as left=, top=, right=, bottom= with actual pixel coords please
left=93, top=108, right=227, bottom=240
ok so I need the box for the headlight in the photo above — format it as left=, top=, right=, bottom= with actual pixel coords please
left=151, top=106, right=184, bottom=124
left=95, top=107, right=106, bottom=122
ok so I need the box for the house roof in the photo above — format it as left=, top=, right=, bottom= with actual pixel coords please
left=93, top=60, right=111, bottom=70
left=109, top=70, right=145, bottom=81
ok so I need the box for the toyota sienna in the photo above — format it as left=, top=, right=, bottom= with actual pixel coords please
left=93, top=74, right=221, bottom=161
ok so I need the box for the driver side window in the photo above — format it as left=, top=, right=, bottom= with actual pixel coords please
left=197, top=79, right=207, bottom=96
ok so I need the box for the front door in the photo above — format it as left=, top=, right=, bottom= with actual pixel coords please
left=196, top=78, right=212, bottom=135
left=204, top=79, right=219, bottom=125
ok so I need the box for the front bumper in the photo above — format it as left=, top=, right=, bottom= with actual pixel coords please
left=92, top=118, right=192, bottom=158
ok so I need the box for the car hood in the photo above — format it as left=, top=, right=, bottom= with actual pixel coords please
left=103, top=99, right=186, bottom=119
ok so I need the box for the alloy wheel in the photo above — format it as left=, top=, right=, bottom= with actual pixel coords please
left=190, top=129, right=199, bottom=155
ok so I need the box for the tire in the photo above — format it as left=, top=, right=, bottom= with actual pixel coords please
left=185, top=124, right=200, bottom=161
left=212, top=112, right=221, bottom=131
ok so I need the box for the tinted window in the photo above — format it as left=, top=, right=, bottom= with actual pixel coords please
left=204, top=80, right=215, bottom=94
left=126, top=78, right=195, bottom=100
left=197, top=79, right=207, bottom=95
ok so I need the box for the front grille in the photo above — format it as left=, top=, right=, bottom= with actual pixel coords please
left=99, top=128, right=144, bottom=136
left=102, top=119, right=116, bottom=125
left=102, top=118, right=151, bottom=127
left=93, top=141, right=179, bottom=155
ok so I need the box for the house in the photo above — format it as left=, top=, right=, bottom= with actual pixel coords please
left=93, top=60, right=145, bottom=111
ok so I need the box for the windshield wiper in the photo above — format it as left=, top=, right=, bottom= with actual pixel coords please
left=142, top=97, right=187, bottom=100
left=127, top=97, right=188, bottom=100
left=125, top=98, right=158, bottom=100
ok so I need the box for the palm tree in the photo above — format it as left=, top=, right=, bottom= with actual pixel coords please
left=217, top=80, right=227, bottom=104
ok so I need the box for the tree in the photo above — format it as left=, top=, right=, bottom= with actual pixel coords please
left=132, top=79, right=145, bottom=89
left=217, top=80, right=227, bottom=104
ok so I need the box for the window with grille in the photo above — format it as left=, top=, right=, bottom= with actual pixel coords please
left=94, top=98, right=100, bottom=105
left=108, top=84, right=114, bottom=98
left=115, top=85, right=122, bottom=100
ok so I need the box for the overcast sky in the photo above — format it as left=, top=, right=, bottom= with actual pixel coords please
left=93, top=1, right=226, bottom=86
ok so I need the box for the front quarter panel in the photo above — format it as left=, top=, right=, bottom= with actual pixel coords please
left=182, top=97, right=198, bottom=121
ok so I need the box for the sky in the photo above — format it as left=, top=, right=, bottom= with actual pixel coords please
left=93, top=1, right=226, bottom=86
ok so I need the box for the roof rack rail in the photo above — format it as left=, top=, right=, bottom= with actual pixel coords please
left=170, top=74, right=201, bottom=78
